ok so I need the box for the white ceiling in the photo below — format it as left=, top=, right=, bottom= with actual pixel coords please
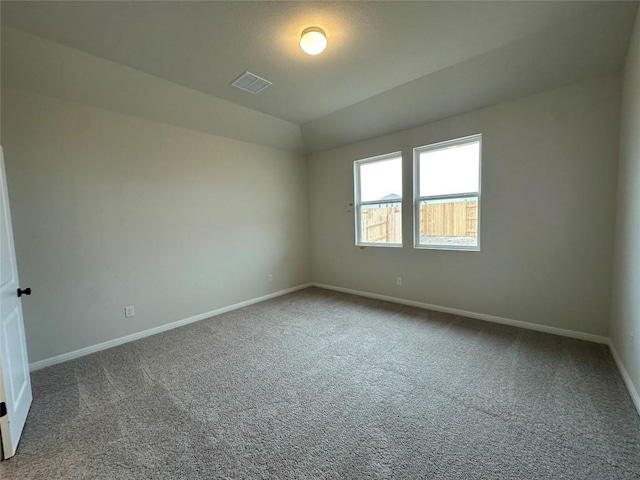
left=1, top=1, right=638, bottom=152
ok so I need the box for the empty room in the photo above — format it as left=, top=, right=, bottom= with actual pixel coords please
left=1, top=1, right=640, bottom=478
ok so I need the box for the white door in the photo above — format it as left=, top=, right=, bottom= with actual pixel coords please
left=0, top=146, right=32, bottom=460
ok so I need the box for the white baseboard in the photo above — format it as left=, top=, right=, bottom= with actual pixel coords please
left=311, top=282, right=609, bottom=344
left=28, top=280, right=639, bottom=418
left=29, top=283, right=313, bottom=372
left=607, top=340, right=640, bottom=417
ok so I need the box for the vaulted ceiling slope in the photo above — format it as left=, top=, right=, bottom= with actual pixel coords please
left=2, top=1, right=638, bottom=153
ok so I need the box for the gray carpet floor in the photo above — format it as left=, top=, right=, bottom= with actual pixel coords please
left=2, top=287, right=640, bottom=479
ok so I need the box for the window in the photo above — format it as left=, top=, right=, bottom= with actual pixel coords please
left=354, top=152, right=402, bottom=247
left=414, top=135, right=481, bottom=250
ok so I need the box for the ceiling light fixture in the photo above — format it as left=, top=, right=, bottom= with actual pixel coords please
left=300, top=27, right=327, bottom=56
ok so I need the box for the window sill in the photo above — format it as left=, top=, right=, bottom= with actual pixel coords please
left=414, top=244, right=480, bottom=252
left=356, top=243, right=403, bottom=248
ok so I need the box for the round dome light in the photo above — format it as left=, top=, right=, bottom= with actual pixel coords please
left=300, top=27, right=327, bottom=56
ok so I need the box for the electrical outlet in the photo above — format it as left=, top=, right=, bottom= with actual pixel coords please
left=124, top=305, right=135, bottom=318
left=268, top=274, right=273, bottom=282
left=396, top=277, right=402, bottom=286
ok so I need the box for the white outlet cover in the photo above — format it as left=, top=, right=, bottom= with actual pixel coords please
left=125, top=306, right=135, bottom=318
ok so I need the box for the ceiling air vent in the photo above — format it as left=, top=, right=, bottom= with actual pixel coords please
left=230, top=71, right=272, bottom=94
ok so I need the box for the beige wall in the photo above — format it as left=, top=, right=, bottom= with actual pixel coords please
left=612, top=10, right=640, bottom=403
left=0, top=23, right=628, bottom=367
left=2, top=88, right=309, bottom=363
left=309, top=74, right=621, bottom=336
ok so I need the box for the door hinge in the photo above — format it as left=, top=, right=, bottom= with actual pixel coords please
left=0, top=402, right=6, bottom=418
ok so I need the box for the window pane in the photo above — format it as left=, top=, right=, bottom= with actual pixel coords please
left=360, top=202, right=402, bottom=244
left=418, top=197, right=478, bottom=247
left=419, top=141, right=479, bottom=196
left=360, top=157, right=402, bottom=202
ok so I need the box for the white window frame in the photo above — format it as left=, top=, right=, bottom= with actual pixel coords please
left=354, top=152, right=403, bottom=248
left=413, top=134, right=482, bottom=251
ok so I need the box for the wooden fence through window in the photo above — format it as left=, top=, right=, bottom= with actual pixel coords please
left=361, top=206, right=401, bottom=243
left=422, top=200, right=477, bottom=237
left=361, top=200, right=477, bottom=243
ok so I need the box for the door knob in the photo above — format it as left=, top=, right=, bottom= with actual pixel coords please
left=17, top=287, right=32, bottom=297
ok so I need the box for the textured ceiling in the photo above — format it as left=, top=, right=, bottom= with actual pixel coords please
left=1, top=1, right=627, bottom=126
left=2, top=1, right=638, bottom=153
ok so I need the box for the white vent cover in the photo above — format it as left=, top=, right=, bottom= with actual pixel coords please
left=230, top=71, right=272, bottom=94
